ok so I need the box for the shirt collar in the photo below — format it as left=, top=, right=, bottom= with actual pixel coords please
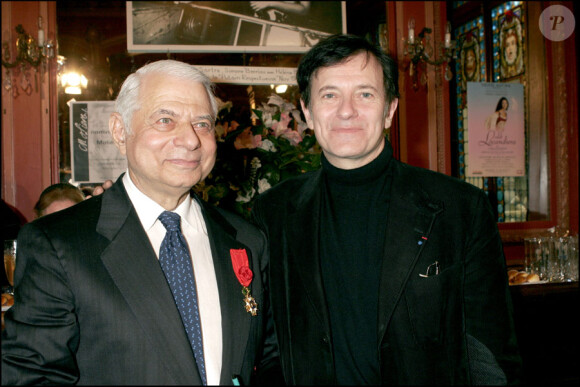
left=122, top=171, right=205, bottom=234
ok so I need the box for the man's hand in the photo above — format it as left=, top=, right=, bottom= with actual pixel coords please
left=86, top=180, right=113, bottom=198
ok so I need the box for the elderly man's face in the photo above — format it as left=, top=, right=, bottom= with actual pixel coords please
left=112, top=72, right=216, bottom=206
left=301, top=53, right=398, bottom=170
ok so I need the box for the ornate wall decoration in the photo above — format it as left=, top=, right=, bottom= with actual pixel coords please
left=495, top=6, right=525, bottom=80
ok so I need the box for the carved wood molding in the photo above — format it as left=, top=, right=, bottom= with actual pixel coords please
left=552, top=40, right=570, bottom=233
left=433, top=1, right=447, bottom=174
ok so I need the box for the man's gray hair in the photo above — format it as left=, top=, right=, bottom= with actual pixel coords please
left=115, top=60, right=218, bottom=134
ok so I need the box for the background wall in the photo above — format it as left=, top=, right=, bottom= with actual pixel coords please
left=1, top=2, right=578, bottom=252
left=2, top=1, right=58, bottom=222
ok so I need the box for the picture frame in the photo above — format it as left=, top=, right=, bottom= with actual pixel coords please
left=127, top=1, right=346, bottom=53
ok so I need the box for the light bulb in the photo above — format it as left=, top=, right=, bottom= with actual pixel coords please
left=408, top=18, right=415, bottom=44
left=445, top=22, right=452, bottom=48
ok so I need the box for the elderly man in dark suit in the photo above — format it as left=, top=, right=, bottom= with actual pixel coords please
left=2, top=60, right=272, bottom=385
left=251, top=34, right=522, bottom=385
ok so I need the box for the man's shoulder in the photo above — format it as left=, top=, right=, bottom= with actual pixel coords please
left=213, top=204, right=259, bottom=232
left=393, top=161, right=488, bottom=217
left=256, top=169, right=319, bottom=203
left=202, top=201, right=268, bottom=253
left=397, top=161, right=482, bottom=194
left=198, top=197, right=262, bottom=235
left=26, top=194, right=104, bottom=235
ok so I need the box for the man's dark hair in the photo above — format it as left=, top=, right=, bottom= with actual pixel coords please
left=297, top=34, right=400, bottom=107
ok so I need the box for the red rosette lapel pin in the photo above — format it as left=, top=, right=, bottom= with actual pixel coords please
left=230, top=249, right=258, bottom=316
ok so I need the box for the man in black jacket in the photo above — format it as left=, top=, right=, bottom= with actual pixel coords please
left=252, top=34, right=522, bottom=385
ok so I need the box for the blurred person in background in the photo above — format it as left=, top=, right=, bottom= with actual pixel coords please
left=33, top=183, right=85, bottom=218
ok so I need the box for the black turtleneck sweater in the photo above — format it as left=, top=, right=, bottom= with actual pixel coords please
left=320, top=141, right=393, bottom=385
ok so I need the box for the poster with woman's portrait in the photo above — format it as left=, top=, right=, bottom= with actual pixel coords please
left=466, top=82, right=525, bottom=177
left=499, top=8, right=524, bottom=79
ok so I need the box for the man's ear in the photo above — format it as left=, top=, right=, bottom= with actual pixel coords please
left=384, top=98, right=399, bottom=128
left=300, top=99, right=314, bottom=129
left=109, top=112, right=127, bottom=156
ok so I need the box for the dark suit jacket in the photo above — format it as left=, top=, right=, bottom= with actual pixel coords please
left=1, top=177, right=270, bottom=385
left=252, top=147, right=522, bottom=385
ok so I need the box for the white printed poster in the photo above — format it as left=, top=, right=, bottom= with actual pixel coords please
left=195, top=65, right=297, bottom=85
left=466, top=82, right=525, bottom=177
left=70, top=101, right=127, bottom=183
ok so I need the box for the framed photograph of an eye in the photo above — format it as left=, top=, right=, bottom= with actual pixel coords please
left=127, top=1, right=346, bottom=53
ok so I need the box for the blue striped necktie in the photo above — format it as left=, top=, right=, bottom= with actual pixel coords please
left=158, top=211, right=206, bottom=385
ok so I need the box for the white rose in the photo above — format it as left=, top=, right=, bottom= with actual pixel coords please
left=257, top=178, right=272, bottom=194
left=235, top=188, right=256, bottom=203
left=258, top=139, right=277, bottom=152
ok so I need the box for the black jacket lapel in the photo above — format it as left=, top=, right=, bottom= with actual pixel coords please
left=197, top=199, right=252, bottom=384
left=97, top=178, right=201, bottom=385
left=286, top=170, right=331, bottom=333
left=378, top=162, right=444, bottom=342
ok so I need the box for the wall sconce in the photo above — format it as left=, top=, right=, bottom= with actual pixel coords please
left=403, top=18, right=463, bottom=90
left=1, top=17, right=54, bottom=97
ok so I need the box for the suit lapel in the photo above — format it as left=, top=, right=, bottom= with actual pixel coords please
left=97, top=178, right=201, bottom=385
left=378, top=163, right=443, bottom=342
left=286, top=170, right=331, bottom=332
left=197, top=199, right=251, bottom=384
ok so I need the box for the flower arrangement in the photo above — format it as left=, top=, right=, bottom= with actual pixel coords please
left=194, top=94, right=321, bottom=219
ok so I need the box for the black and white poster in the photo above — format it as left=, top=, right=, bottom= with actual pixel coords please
left=127, top=1, right=346, bottom=53
left=70, top=101, right=127, bottom=183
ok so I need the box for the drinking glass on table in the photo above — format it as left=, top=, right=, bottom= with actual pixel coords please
left=4, top=240, right=17, bottom=295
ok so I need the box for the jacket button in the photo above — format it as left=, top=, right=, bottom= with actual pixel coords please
left=322, top=336, right=329, bottom=344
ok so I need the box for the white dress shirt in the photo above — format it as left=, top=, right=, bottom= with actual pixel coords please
left=122, top=172, right=222, bottom=385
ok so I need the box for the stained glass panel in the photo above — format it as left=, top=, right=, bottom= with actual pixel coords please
left=454, top=16, right=486, bottom=190
left=492, top=1, right=527, bottom=222
left=492, top=3, right=525, bottom=81
left=453, top=1, right=528, bottom=223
